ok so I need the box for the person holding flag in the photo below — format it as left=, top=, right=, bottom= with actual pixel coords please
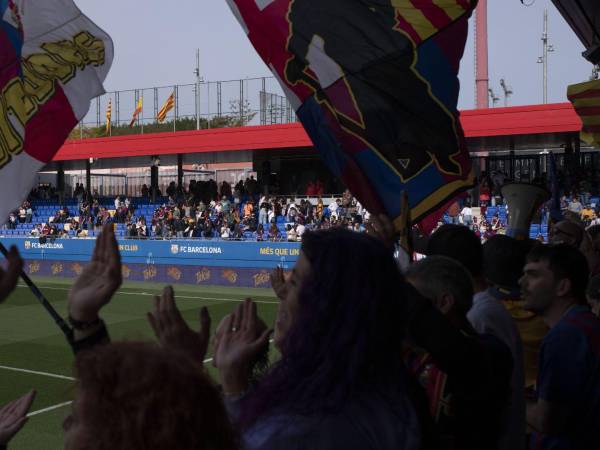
left=129, top=96, right=143, bottom=127
left=157, top=91, right=175, bottom=123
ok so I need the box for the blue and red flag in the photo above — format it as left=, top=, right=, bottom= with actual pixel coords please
left=226, top=0, right=476, bottom=231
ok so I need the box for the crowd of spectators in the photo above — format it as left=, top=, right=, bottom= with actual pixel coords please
left=0, top=216, right=598, bottom=450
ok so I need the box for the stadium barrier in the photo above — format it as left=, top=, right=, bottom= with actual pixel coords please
left=0, top=237, right=301, bottom=288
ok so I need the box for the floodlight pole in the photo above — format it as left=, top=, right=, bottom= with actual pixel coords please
left=538, top=9, right=554, bottom=104
left=195, top=49, right=201, bottom=131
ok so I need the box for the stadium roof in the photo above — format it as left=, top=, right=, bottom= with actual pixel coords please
left=54, top=103, right=583, bottom=164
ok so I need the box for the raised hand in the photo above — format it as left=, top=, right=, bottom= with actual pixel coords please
left=68, top=223, right=122, bottom=322
left=0, top=246, right=23, bottom=304
left=269, top=266, right=288, bottom=301
left=365, top=214, right=397, bottom=251
left=215, top=299, right=271, bottom=396
left=0, top=390, right=36, bottom=445
left=147, top=285, right=211, bottom=363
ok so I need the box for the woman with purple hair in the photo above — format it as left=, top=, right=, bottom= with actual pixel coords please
left=215, top=228, right=421, bottom=450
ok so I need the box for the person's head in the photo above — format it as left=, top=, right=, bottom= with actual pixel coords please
left=404, top=256, right=474, bottom=317
left=519, top=244, right=590, bottom=315
left=426, top=224, right=483, bottom=279
left=65, top=342, right=237, bottom=450
left=550, top=220, right=584, bottom=248
left=243, top=228, right=409, bottom=428
left=482, top=235, right=529, bottom=290
left=586, top=274, right=600, bottom=317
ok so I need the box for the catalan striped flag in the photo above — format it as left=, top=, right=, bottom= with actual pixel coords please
left=157, top=91, right=175, bottom=123
left=105, top=99, right=112, bottom=135
left=129, top=97, right=143, bottom=128
left=225, top=0, right=476, bottom=233
left=568, top=79, right=600, bottom=148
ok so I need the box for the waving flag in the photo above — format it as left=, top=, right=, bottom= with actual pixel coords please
left=0, top=0, right=113, bottom=222
left=129, top=97, right=143, bottom=127
left=105, top=98, right=112, bottom=135
left=568, top=79, right=600, bottom=148
left=157, top=91, right=175, bottom=123
left=226, top=0, right=476, bottom=230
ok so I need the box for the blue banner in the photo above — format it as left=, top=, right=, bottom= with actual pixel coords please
left=0, top=237, right=301, bottom=270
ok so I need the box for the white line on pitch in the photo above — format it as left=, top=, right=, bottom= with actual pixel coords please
left=0, top=365, right=75, bottom=381
left=27, top=401, right=73, bottom=417
left=15, top=285, right=278, bottom=305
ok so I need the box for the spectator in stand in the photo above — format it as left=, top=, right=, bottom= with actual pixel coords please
left=114, top=196, right=121, bottom=210
left=581, top=204, right=595, bottom=224
left=286, top=224, right=297, bottom=242
left=18, top=205, right=26, bottom=223
left=268, top=222, right=281, bottom=241
left=25, top=204, right=32, bottom=223
left=586, top=274, right=600, bottom=317
left=460, top=203, right=472, bottom=227
left=244, top=201, right=254, bottom=220
left=221, top=223, right=230, bottom=239
left=568, top=196, right=583, bottom=215
left=328, top=198, right=339, bottom=220
left=256, top=223, right=265, bottom=241
left=520, top=244, right=600, bottom=450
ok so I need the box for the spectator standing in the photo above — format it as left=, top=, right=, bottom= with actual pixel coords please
left=520, top=244, right=600, bottom=449
left=460, top=204, right=473, bottom=227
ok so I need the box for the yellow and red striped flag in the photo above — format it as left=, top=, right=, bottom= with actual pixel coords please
left=105, top=99, right=112, bottom=135
left=129, top=96, right=143, bottom=127
left=157, top=91, right=175, bottom=123
left=568, top=79, right=600, bottom=148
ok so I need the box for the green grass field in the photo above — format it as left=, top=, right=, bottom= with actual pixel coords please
left=0, top=277, right=278, bottom=449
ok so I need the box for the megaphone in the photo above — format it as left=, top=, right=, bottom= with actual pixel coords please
left=501, top=183, right=550, bottom=240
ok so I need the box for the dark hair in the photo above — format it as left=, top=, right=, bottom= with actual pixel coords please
left=73, top=342, right=238, bottom=450
left=527, top=244, right=590, bottom=304
left=483, top=235, right=528, bottom=289
left=426, top=224, right=483, bottom=278
left=586, top=274, right=600, bottom=301
left=405, top=255, right=474, bottom=316
left=240, top=228, right=410, bottom=429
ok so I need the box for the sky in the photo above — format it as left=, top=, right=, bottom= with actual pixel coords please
left=74, top=0, right=595, bottom=111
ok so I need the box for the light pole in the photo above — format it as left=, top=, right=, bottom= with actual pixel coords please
left=537, top=9, right=555, bottom=104
left=194, top=49, right=203, bottom=130
left=500, top=79, right=513, bottom=107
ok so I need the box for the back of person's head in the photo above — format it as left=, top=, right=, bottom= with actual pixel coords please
left=586, top=274, right=600, bottom=302
left=241, top=228, right=409, bottom=427
left=551, top=220, right=584, bottom=248
left=404, top=255, right=474, bottom=316
left=67, top=342, right=237, bottom=450
left=483, top=235, right=528, bottom=290
left=426, top=224, right=483, bottom=278
left=526, top=244, right=590, bottom=304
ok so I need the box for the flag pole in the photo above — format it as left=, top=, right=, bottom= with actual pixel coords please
left=0, top=243, right=71, bottom=338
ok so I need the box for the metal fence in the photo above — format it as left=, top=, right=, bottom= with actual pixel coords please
left=75, top=77, right=298, bottom=139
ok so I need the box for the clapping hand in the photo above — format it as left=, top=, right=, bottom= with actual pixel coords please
left=68, top=223, right=122, bottom=322
left=0, top=246, right=23, bottom=304
left=215, top=299, right=271, bottom=396
left=0, top=390, right=36, bottom=445
left=269, top=267, right=288, bottom=301
left=148, top=285, right=211, bottom=363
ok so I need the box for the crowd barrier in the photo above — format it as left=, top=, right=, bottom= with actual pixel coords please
left=0, top=237, right=301, bottom=288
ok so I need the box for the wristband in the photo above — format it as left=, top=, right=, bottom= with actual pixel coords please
left=68, top=315, right=102, bottom=331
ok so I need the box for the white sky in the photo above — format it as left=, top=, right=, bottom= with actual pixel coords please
left=74, top=0, right=594, bottom=110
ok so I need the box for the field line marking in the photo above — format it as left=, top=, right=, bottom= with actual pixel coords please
left=16, top=285, right=278, bottom=305
left=0, top=365, right=75, bottom=381
left=28, top=400, right=72, bottom=417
